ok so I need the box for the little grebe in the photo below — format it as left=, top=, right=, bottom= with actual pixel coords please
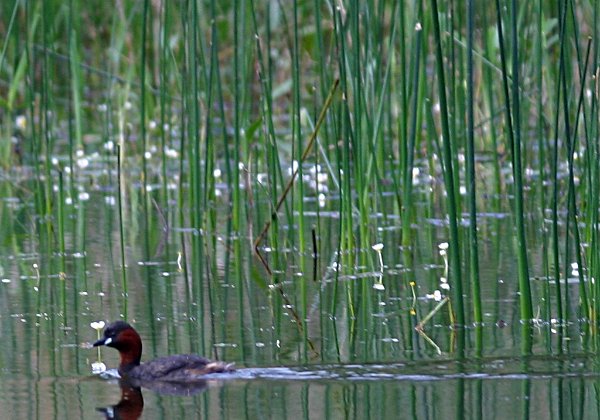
left=93, top=321, right=234, bottom=381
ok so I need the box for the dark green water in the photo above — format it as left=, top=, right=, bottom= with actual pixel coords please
left=0, top=158, right=599, bottom=419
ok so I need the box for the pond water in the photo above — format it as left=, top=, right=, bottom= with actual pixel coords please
left=0, top=153, right=599, bottom=419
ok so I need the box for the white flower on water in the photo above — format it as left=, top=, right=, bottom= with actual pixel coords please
left=91, top=361, right=106, bottom=374
left=426, top=290, right=443, bottom=301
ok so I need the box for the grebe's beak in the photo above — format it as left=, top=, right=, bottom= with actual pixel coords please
left=93, top=337, right=112, bottom=347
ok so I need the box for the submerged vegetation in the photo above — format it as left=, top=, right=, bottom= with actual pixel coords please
left=1, top=0, right=600, bottom=362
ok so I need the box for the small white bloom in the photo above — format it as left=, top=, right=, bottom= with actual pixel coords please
left=288, top=160, right=299, bottom=176
left=15, top=115, right=27, bottom=131
left=77, top=158, right=89, bottom=169
left=318, top=193, right=327, bottom=208
left=372, top=243, right=384, bottom=252
left=91, top=361, right=107, bottom=374
left=90, top=321, right=105, bottom=330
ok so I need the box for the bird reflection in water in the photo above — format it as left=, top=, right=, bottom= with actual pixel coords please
left=96, top=381, right=143, bottom=420
left=96, top=378, right=210, bottom=419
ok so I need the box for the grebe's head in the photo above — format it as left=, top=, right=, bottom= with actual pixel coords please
left=93, top=321, right=143, bottom=373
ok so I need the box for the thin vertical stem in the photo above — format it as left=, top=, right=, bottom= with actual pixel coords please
left=466, top=0, right=481, bottom=327
left=430, top=0, right=465, bottom=329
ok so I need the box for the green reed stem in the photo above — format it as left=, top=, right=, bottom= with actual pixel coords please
left=466, top=0, right=481, bottom=327
left=41, top=0, right=53, bottom=244
left=291, top=0, right=309, bottom=361
left=117, top=145, right=128, bottom=318
left=495, top=0, right=532, bottom=321
left=550, top=2, right=566, bottom=324
left=401, top=19, right=423, bottom=251
left=159, top=0, right=170, bottom=264
left=558, top=1, right=575, bottom=323
left=140, top=0, right=150, bottom=259
left=0, top=2, right=17, bottom=66
left=430, top=0, right=465, bottom=328
left=57, top=170, right=67, bottom=323
left=510, top=0, right=532, bottom=322
left=232, top=0, right=245, bottom=359
left=566, top=37, right=592, bottom=319
left=68, top=5, right=82, bottom=152
left=534, top=0, right=551, bottom=324
left=190, top=0, right=205, bottom=355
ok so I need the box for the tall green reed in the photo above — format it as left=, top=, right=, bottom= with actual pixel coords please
left=494, top=0, right=532, bottom=324
left=466, top=0, right=482, bottom=329
left=430, top=0, right=465, bottom=330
